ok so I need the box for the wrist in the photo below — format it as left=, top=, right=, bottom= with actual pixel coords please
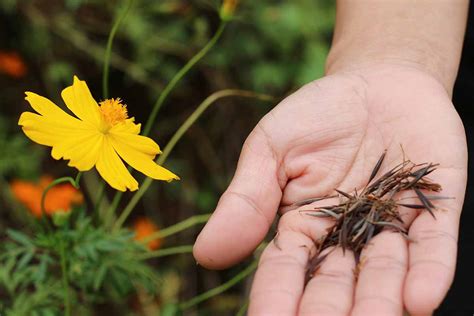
left=325, top=1, right=468, bottom=96
left=326, top=36, right=461, bottom=96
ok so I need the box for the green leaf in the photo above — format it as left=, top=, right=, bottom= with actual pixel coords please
left=16, top=250, right=34, bottom=270
left=32, top=254, right=52, bottom=283
left=7, top=230, right=33, bottom=247
left=93, top=264, right=108, bottom=291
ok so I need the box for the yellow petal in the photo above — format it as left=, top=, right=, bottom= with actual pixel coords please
left=20, top=112, right=101, bottom=171
left=24, top=92, right=83, bottom=126
left=53, top=132, right=103, bottom=171
left=96, top=137, right=139, bottom=191
left=61, top=76, right=101, bottom=127
left=112, top=118, right=141, bottom=135
left=109, top=127, right=161, bottom=159
left=19, top=112, right=89, bottom=147
left=109, top=136, right=179, bottom=182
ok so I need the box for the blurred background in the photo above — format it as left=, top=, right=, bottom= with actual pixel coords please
left=0, top=0, right=335, bottom=314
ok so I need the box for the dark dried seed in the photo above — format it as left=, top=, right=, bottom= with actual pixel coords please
left=294, top=196, right=334, bottom=207
left=414, top=188, right=436, bottom=219
left=335, top=189, right=353, bottom=199
left=365, top=223, right=375, bottom=244
left=398, top=203, right=426, bottom=209
left=368, top=150, right=387, bottom=184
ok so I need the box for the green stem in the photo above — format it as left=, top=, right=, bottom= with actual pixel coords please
left=94, top=184, right=106, bottom=214
left=236, top=301, right=249, bottom=316
left=60, top=241, right=71, bottom=316
left=113, top=90, right=274, bottom=230
left=179, top=260, right=258, bottom=311
left=139, top=214, right=211, bottom=244
left=94, top=0, right=133, bottom=218
left=41, top=173, right=82, bottom=217
left=142, top=21, right=227, bottom=137
left=137, top=245, right=193, bottom=260
left=104, top=192, right=123, bottom=228
left=106, top=22, right=227, bottom=229
left=102, top=0, right=134, bottom=99
left=157, top=90, right=274, bottom=165
left=74, top=172, right=82, bottom=187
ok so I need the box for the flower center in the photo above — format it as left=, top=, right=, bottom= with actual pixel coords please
left=99, top=98, right=128, bottom=126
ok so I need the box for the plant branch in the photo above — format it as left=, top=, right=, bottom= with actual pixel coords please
left=94, top=0, right=134, bottom=218
left=41, top=173, right=81, bottom=217
left=106, top=20, right=228, bottom=230
left=103, top=0, right=134, bottom=99
left=179, top=260, right=258, bottom=311
left=59, top=241, right=71, bottom=316
left=137, top=245, right=193, bottom=260
left=142, top=21, right=227, bottom=136
left=140, top=214, right=211, bottom=244
left=104, top=192, right=123, bottom=228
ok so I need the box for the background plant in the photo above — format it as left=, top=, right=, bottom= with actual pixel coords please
left=0, top=0, right=335, bottom=315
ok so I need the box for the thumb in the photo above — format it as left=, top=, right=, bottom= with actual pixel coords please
left=193, top=126, right=283, bottom=269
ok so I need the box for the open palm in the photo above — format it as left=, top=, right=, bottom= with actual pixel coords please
left=194, top=65, right=467, bottom=315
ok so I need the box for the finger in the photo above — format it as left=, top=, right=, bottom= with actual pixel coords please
left=404, top=169, right=465, bottom=315
left=194, top=127, right=283, bottom=269
left=248, top=230, right=314, bottom=316
left=299, top=247, right=356, bottom=316
left=249, top=208, right=337, bottom=315
left=351, top=231, right=408, bottom=316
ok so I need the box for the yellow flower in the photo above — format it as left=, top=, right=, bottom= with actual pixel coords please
left=18, top=76, right=179, bottom=191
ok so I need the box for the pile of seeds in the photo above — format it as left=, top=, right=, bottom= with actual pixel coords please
left=286, top=151, right=445, bottom=282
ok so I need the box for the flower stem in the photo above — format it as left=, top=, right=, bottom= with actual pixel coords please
left=178, top=260, right=258, bottom=311
left=137, top=245, right=193, bottom=260
left=236, top=300, right=249, bottom=316
left=113, top=90, right=274, bottom=230
left=73, top=172, right=82, bottom=187
left=142, top=21, right=227, bottom=137
left=102, top=0, right=134, bottom=99
left=104, top=192, right=123, bottom=229
left=41, top=172, right=82, bottom=217
left=95, top=0, right=133, bottom=217
left=59, top=240, right=71, bottom=316
left=139, top=214, right=211, bottom=245
left=94, top=184, right=106, bottom=213
left=105, top=21, right=227, bottom=229
left=156, top=90, right=274, bottom=165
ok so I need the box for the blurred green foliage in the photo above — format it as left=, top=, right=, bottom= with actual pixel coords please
left=1, top=0, right=334, bottom=94
left=0, top=209, right=160, bottom=315
left=0, top=0, right=335, bottom=314
left=0, top=117, right=43, bottom=180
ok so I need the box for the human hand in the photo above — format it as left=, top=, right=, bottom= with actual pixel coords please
left=193, top=64, right=467, bottom=315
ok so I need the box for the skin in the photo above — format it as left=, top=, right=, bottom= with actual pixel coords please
left=194, top=1, right=469, bottom=315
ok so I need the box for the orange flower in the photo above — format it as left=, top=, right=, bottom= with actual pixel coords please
left=10, top=176, right=83, bottom=217
left=133, top=217, right=161, bottom=250
left=0, top=51, right=27, bottom=78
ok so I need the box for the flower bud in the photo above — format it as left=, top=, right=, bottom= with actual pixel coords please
left=52, top=209, right=71, bottom=227
left=220, top=0, right=238, bottom=21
